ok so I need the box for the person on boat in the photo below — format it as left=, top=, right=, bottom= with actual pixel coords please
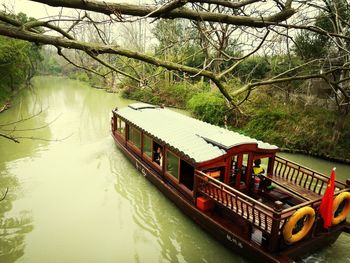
left=155, top=147, right=163, bottom=166
left=253, top=159, right=265, bottom=175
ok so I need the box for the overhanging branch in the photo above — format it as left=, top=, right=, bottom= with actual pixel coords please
left=29, top=0, right=296, bottom=27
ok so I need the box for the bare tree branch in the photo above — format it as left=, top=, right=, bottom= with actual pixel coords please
left=56, top=47, right=106, bottom=78
left=0, top=133, right=20, bottom=143
left=29, top=0, right=296, bottom=27
left=187, top=0, right=261, bottom=9
left=218, top=30, right=270, bottom=79
left=86, top=52, right=141, bottom=82
left=0, top=188, right=9, bottom=201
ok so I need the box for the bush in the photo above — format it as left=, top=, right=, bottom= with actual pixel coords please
left=187, top=92, right=228, bottom=126
left=121, top=80, right=209, bottom=108
left=235, top=56, right=271, bottom=82
left=68, top=71, right=89, bottom=82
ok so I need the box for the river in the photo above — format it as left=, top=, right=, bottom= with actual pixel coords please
left=0, top=76, right=349, bottom=263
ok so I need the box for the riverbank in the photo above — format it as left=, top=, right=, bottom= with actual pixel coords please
left=0, top=83, right=31, bottom=113
left=238, top=91, right=350, bottom=163
left=121, top=83, right=350, bottom=163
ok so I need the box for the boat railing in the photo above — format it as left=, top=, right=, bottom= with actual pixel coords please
left=195, top=170, right=277, bottom=234
left=195, top=169, right=350, bottom=251
left=273, top=156, right=347, bottom=196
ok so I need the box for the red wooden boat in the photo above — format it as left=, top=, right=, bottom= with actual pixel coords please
left=111, top=103, right=350, bottom=262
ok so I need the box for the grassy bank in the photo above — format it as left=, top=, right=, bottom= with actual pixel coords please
left=239, top=93, right=350, bottom=161
left=122, top=83, right=350, bottom=162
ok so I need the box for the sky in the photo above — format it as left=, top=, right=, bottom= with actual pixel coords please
left=0, top=0, right=155, bottom=49
left=1, top=0, right=71, bottom=18
left=0, top=0, right=150, bottom=19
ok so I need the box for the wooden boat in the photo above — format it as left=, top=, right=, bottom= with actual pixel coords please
left=111, top=103, right=350, bottom=262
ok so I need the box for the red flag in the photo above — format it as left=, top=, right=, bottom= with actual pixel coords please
left=319, top=168, right=336, bottom=229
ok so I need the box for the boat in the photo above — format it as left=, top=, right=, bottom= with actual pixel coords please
left=111, top=102, right=350, bottom=262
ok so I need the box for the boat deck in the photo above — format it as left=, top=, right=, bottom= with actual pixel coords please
left=265, top=175, right=321, bottom=201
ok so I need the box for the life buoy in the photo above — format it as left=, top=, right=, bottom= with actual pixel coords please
left=332, top=192, right=350, bottom=225
left=283, top=207, right=315, bottom=244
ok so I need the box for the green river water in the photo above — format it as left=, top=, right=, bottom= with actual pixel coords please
left=0, top=76, right=349, bottom=263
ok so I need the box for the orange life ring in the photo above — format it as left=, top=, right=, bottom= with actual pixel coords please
left=283, top=206, right=315, bottom=244
left=332, top=192, right=350, bottom=225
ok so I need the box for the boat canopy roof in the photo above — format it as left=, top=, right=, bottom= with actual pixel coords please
left=115, top=103, right=278, bottom=164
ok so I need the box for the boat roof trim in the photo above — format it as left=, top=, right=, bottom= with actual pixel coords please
left=128, top=102, right=159, bottom=110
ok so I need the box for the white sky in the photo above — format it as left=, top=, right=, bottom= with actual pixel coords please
left=0, top=0, right=150, bottom=19
left=0, top=0, right=155, bottom=49
left=0, top=0, right=300, bottom=55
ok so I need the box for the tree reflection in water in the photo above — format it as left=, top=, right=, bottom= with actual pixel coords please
left=0, top=172, right=33, bottom=262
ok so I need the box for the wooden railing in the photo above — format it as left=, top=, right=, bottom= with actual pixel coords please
left=195, top=170, right=277, bottom=234
left=195, top=169, right=350, bottom=251
left=273, top=156, right=347, bottom=196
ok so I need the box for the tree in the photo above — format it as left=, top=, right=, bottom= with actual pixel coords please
left=0, top=0, right=349, bottom=114
left=0, top=0, right=295, bottom=109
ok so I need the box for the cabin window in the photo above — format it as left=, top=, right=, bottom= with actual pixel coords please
left=253, top=157, right=267, bottom=175
left=143, top=134, right=152, bottom=158
left=117, top=118, right=125, bottom=136
left=128, top=125, right=141, bottom=148
left=166, top=151, right=179, bottom=179
left=153, top=142, right=163, bottom=166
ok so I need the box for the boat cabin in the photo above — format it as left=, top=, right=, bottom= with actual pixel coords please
left=112, top=103, right=279, bottom=198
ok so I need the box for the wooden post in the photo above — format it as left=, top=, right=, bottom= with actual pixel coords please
left=269, top=201, right=283, bottom=252
left=124, top=123, right=129, bottom=147
left=193, top=171, right=198, bottom=204
left=236, top=154, right=243, bottom=189
left=246, top=153, right=253, bottom=191
left=346, top=179, right=350, bottom=187
left=162, top=147, right=166, bottom=177
left=112, top=114, right=117, bottom=132
left=140, top=131, right=144, bottom=160
left=267, top=155, right=275, bottom=177
left=224, top=157, right=231, bottom=184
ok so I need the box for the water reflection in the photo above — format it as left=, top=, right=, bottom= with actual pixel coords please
left=0, top=173, right=33, bottom=262
left=0, top=80, right=52, bottom=263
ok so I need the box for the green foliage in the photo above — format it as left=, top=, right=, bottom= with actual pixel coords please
left=269, top=55, right=305, bottom=76
left=338, top=116, right=350, bottom=157
left=293, top=11, right=334, bottom=60
left=187, top=92, right=228, bottom=126
left=237, top=90, right=350, bottom=159
left=122, top=80, right=209, bottom=108
left=235, top=56, right=271, bottom=82
left=39, top=54, right=62, bottom=75
left=152, top=19, right=204, bottom=69
left=0, top=13, right=42, bottom=105
left=68, top=71, right=89, bottom=82
left=294, top=33, right=329, bottom=60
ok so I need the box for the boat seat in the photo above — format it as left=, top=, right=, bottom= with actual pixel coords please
left=206, top=170, right=221, bottom=179
left=264, top=175, right=321, bottom=201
